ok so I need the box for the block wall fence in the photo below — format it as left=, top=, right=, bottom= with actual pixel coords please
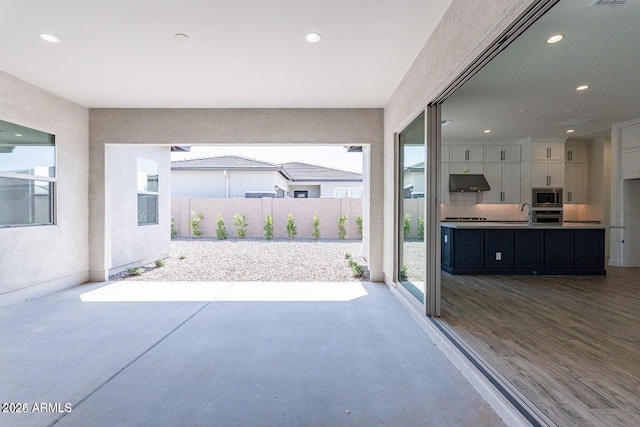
left=172, top=197, right=364, bottom=239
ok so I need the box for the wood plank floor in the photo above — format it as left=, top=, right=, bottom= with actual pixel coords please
left=440, top=266, right=640, bottom=427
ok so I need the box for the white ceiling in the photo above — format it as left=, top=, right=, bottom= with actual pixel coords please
left=0, top=0, right=451, bottom=108
left=442, top=0, right=640, bottom=143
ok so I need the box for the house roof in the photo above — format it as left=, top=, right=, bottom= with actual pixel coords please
left=171, top=156, right=362, bottom=182
left=404, top=161, right=424, bottom=174
left=282, top=162, right=362, bottom=182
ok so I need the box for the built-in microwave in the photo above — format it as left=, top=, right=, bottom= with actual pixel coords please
left=532, top=188, right=563, bottom=208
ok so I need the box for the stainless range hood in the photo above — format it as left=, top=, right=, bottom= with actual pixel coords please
left=449, top=174, right=491, bottom=192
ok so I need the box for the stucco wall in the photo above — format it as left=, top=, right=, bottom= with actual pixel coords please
left=383, top=0, right=537, bottom=283
left=90, top=108, right=384, bottom=279
left=107, top=145, right=171, bottom=274
left=172, top=169, right=282, bottom=198
left=0, top=70, right=89, bottom=305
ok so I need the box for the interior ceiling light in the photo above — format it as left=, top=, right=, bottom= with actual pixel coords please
left=39, top=33, right=60, bottom=43
left=567, top=129, right=575, bottom=133
left=483, top=129, right=491, bottom=133
left=305, top=32, right=321, bottom=43
left=441, top=120, right=452, bottom=126
left=547, top=34, right=564, bottom=44
left=15, top=133, right=23, bottom=137
left=175, top=33, right=189, bottom=41
left=473, top=110, right=483, bottom=114
left=576, top=85, right=590, bottom=91
left=517, top=110, right=528, bottom=114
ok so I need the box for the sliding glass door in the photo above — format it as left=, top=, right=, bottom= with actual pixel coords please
left=398, top=113, right=425, bottom=301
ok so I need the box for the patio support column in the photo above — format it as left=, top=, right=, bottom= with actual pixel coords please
left=88, top=140, right=111, bottom=281
left=365, top=142, right=384, bottom=282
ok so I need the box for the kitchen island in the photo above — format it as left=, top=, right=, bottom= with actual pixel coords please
left=441, top=222, right=606, bottom=275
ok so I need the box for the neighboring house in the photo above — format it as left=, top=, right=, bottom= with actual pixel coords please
left=402, top=161, right=424, bottom=199
left=171, top=156, right=362, bottom=199
left=171, top=156, right=292, bottom=199
left=282, top=162, right=362, bottom=198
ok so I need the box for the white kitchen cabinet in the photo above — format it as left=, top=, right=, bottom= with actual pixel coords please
left=441, top=163, right=450, bottom=204
left=449, top=163, right=483, bottom=175
left=482, top=163, right=521, bottom=203
left=450, top=146, right=483, bottom=163
left=532, top=160, right=564, bottom=187
left=565, top=163, right=588, bottom=204
left=565, top=145, right=588, bottom=163
left=483, top=145, right=521, bottom=163
left=622, top=148, right=640, bottom=179
left=532, top=141, right=564, bottom=160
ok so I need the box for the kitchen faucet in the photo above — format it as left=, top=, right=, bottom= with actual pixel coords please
left=521, top=202, right=532, bottom=224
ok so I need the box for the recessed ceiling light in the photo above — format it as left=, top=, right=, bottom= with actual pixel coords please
left=576, top=85, right=590, bottom=91
left=566, top=129, right=575, bottom=133
left=305, top=32, right=321, bottom=43
left=441, top=120, right=453, bottom=126
left=473, top=110, right=483, bottom=114
left=517, top=110, right=528, bottom=114
left=483, top=129, right=491, bottom=134
left=15, top=133, right=23, bottom=137
left=175, top=33, right=189, bottom=41
left=564, top=109, right=575, bottom=114
left=39, top=33, right=60, bottom=43
left=547, top=34, right=564, bottom=44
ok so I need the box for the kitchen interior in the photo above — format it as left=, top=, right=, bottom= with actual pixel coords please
left=435, top=0, right=640, bottom=426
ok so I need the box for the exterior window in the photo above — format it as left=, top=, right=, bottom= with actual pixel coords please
left=334, top=187, right=362, bottom=198
left=0, top=120, right=55, bottom=227
left=137, top=157, right=159, bottom=225
left=294, top=190, right=308, bottom=198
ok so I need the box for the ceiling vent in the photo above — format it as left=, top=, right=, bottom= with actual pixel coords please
left=557, top=118, right=594, bottom=126
left=590, top=0, right=627, bottom=6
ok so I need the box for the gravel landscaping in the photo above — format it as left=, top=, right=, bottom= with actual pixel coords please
left=110, top=238, right=369, bottom=282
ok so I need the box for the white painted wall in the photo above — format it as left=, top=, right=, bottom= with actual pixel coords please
left=0, top=70, right=89, bottom=305
left=107, top=145, right=171, bottom=274
left=172, top=169, right=283, bottom=198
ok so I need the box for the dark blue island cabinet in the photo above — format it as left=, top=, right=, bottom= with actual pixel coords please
left=441, top=225, right=605, bottom=275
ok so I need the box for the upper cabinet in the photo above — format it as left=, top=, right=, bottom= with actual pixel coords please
left=565, top=145, right=588, bottom=163
left=483, top=145, right=521, bottom=163
left=532, top=141, right=565, bottom=160
left=564, top=142, right=589, bottom=204
left=449, top=146, right=483, bottom=163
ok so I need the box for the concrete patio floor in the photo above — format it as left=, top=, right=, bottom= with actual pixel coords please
left=1, top=281, right=508, bottom=427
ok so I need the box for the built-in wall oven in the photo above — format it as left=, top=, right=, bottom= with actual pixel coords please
left=532, top=188, right=563, bottom=208
left=532, top=210, right=563, bottom=224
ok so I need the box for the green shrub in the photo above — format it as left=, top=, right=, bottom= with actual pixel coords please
left=179, top=254, right=186, bottom=260
left=404, top=214, right=411, bottom=240
left=345, top=252, right=352, bottom=260
left=344, top=253, right=365, bottom=277
left=233, top=213, right=248, bottom=239
left=286, top=214, right=297, bottom=239
left=264, top=215, right=274, bottom=240
left=170, top=217, right=178, bottom=238
left=189, top=211, right=203, bottom=236
left=417, top=217, right=425, bottom=240
left=338, top=215, right=348, bottom=240
left=311, top=212, right=320, bottom=239
left=216, top=213, right=228, bottom=240
left=400, top=266, right=408, bottom=280
left=127, top=267, right=145, bottom=276
left=355, top=215, right=363, bottom=237
left=155, top=259, right=165, bottom=268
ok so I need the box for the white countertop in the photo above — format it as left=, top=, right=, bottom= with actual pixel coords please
left=441, top=221, right=607, bottom=229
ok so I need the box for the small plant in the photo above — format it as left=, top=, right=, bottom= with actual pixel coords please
left=286, top=214, right=297, bottom=239
left=355, top=215, right=363, bottom=237
left=216, top=213, right=228, bottom=240
left=264, top=215, right=274, bottom=240
left=189, top=211, right=203, bottom=237
left=338, top=215, right=348, bottom=240
left=311, top=212, right=320, bottom=240
left=155, top=259, right=165, bottom=268
left=179, top=254, right=186, bottom=260
left=127, top=267, right=145, bottom=276
left=171, top=217, right=178, bottom=238
left=400, top=265, right=408, bottom=281
left=233, top=213, right=248, bottom=239
left=345, top=253, right=365, bottom=277
left=417, top=216, right=425, bottom=241
left=404, top=214, right=411, bottom=240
